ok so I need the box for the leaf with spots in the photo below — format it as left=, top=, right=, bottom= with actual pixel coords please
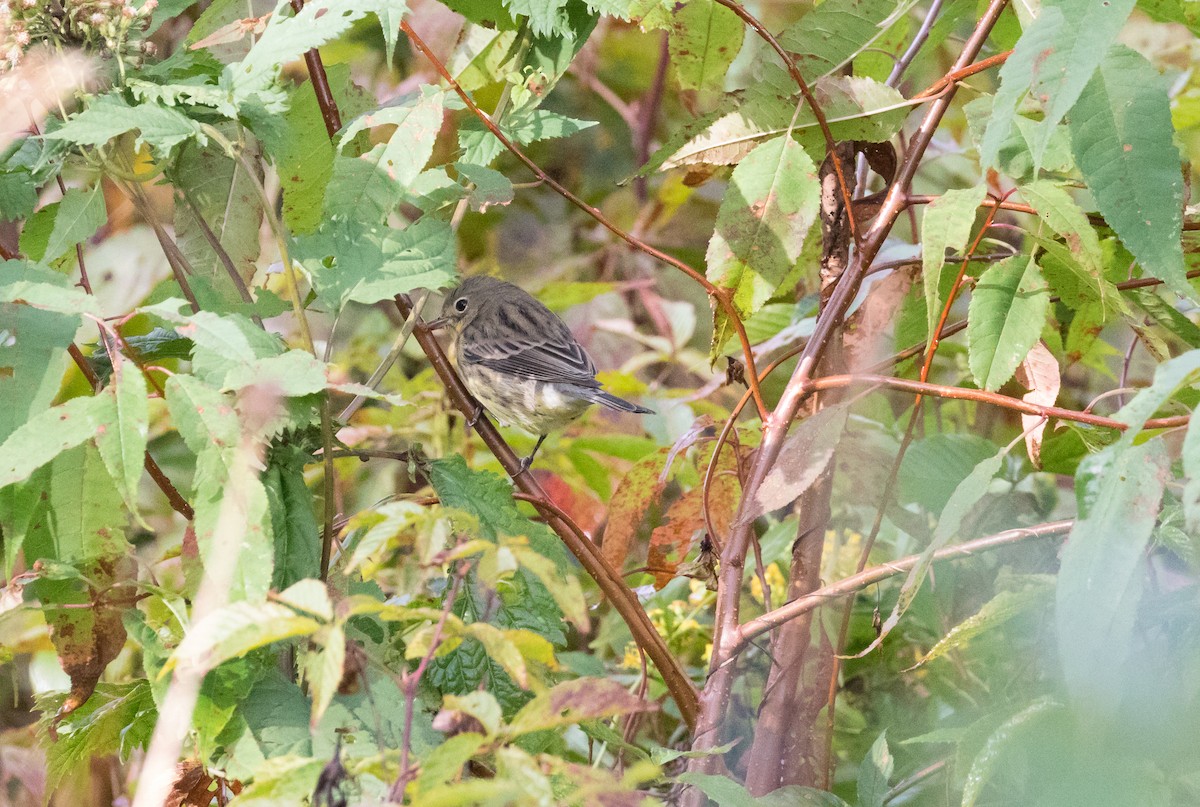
left=0, top=393, right=114, bottom=488
left=1069, top=45, right=1192, bottom=301
left=705, top=134, right=821, bottom=328
left=647, top=451, right=739, bottom=589
left=667, top=0, right=743, bottom=92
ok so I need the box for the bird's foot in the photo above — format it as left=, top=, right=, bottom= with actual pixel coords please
left=466, top=402, right=485, bottom=430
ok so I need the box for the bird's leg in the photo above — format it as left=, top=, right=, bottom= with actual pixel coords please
left=466, top=400, right=486, bottom=430
left=517, top=434, right=548, bottom=475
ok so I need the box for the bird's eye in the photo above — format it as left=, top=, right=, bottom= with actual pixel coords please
left=455, top=298, right=469, bottom=313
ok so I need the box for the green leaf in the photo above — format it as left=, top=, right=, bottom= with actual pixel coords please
left=667, top=0, right=743, bottom=92
left=967, top=255, right=1051, bottom=391
left=705, top=134, right=821, bottom=324
left=94, top=359, right=149, bottom=524
left=1069, top=46, right=1190, bottom=300
left=981, top=0, right=1136, bottom=170
left=298, top=217, right=458, bottom=310
left=38, top=682, right=155, bottom=795
left=857, top=731, right=893, bottom=807
left=1113, top=348, right=1200, bottom=439
left=456, top=162, right=515, bottom=210
left=36, top=185, right=107, bottom=264
left=0, top=259, right=101, bottom=316
left=304, top=624, right=345, bottom=728
left=663, top=72, right=909, bottom=169
left=337, top=88, right=447, bottom=213
left=1056, top=440, right=1168, bottom=714
left=358, top=0, right=410, bottom=63
left=1018, top=180, right=1108, bottom=301
left=961, top=698, right=1065, bottom=807
left=505, top=678, right=654, bottom=735
left=44, top=95, right=204, bottom=153
left=778, top=0, right=917, bottom=79
left=172, top=131, right=264, bottom=306
left=166, top=598, right=324, bottom=674
left=264, top=445, right=321, bottom=590
left=0, top=394, right=113, bottom=488
left=22, top=444, right=130, bottom=566
left=274, top=77, right=337, bottom=234
left=0, top=300, right=76, bottom=446
left=857, top=445, right=1007, bottom=658
left=1128, top=288, right=1200, bottom=348
left=920, top=185, right=986, bottom=338
left=223, top=756, right=325, bottom=806
left=227, top=0, right=366, bottom=105
left=912, top=578, right=1055, bottom=668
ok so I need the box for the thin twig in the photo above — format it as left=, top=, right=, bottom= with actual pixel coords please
left=732, top=520, right=1071, bottom=653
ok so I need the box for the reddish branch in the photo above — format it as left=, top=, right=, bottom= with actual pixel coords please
left=396, top=295, right=700, bottom=728
left=687, top=0, right=1014, bottom=774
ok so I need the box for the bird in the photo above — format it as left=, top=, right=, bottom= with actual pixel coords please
left=427, top=276, right=654, bottom=472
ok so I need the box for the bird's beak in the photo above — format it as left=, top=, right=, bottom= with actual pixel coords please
left=425, top=317, right=449, bottom=332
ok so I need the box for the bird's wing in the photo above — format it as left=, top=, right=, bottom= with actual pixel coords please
left=460, top=302, right=599, bottom=386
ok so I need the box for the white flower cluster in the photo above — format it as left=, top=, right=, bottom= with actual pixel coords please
left=0, top=0, right=158, bottom=70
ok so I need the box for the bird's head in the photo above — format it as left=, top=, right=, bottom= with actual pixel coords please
left=427, top=276, right=512, bottom=333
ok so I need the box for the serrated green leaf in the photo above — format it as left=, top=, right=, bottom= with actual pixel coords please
left=1019, top=180, right=1106, bottom=294
left=95, top=359, right=149, bottom=524
left=0, top=302, right=76, bottom=446
left=337, top=88, right=446, bottom=210
left=1128, top=289, right=1200, bottom=348
left=913, top=579, right=1055, bottom=668
left=1113, top=348, right=1200, bottom=439
left=414, top=732, right=488, bottom=794
left=705, top=135, right=820, bottom=325
left=304, top=624, right=345, bottom=728
left=1070, top=46, right=1190, bottom=301
left=358, top=0, right=409, bottom=63
left=967, top=255, right=1050, bottom=391
left=921, top=185, right=986, bottom=338
left=0, top=259, right=101, bottom=316
left=857, top=445, right=1007, bottom=658
left=677, top=773, right=850, bottom=807
left=667, top=0, right=743, bottom=92
left=44, top=95, right=204, bottom=153
left=299, top=217, right=458, bottom=310
left=0, top=394, right=113, bottom=488
left=40, top=185, right=107, bottom=264
left=173, top=130, right=264, bottom=306
left=263, top=445, right=321, bottom=590
left=227, top=0, right=366, bottom=105
left=981, top=0, right=1136, bottom=170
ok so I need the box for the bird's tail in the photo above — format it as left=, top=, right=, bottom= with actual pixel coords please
left=585, top=388, right=655, bottom=415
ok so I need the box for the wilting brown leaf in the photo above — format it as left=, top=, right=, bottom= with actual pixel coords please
left=647, top=453, right=739, bottom=589
left=599, top=448, right=670, bottom=570
left=738, top=404, right=849, bottom=525
left=1015, top=340, right=1060, bottom=468
left=44, top=556, right=135, bottom=734
left=506, top=679, right=656, bottom=736
left=844, top=264, right=918, bottom=372
left=164, top=760, right=216, bottom=807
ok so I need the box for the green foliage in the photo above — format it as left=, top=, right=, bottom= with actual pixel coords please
left=4, top=1, right=1200, bottom=804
